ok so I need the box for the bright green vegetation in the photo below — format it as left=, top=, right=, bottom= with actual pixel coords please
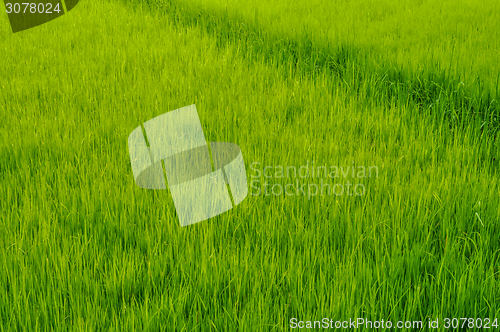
left=1, top=0, right=499, bottom=330
left=158, top=0, right=500, bottom=95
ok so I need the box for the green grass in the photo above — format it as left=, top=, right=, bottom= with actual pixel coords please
left=1, top=0, right=500, bottom=330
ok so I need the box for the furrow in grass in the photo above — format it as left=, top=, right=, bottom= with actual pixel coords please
left=122, top=0, right=500, bottom=135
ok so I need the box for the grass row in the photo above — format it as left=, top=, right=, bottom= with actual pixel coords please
left=126, top=0, right=500, bottom=135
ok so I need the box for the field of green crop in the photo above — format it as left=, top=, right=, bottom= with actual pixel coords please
left=1, top=0, right=499, bottom=330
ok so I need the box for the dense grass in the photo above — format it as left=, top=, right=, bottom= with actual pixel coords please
left=1, top=0, right=500, bottom=331
left=135, top=0, right=500, bottom=134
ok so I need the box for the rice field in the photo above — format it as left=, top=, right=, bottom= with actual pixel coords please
left=1, top=0, right=499, bottom=330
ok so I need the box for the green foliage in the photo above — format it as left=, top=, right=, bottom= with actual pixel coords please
left=0, top=0, right=499, bottom=330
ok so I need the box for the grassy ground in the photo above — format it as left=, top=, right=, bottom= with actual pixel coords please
left=1, top=0, right=499, bottom=330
